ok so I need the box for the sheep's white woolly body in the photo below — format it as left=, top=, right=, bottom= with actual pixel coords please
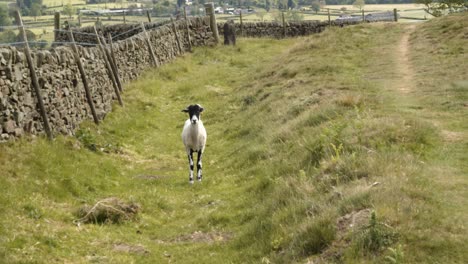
left=182, top=119, right=207, bottom=153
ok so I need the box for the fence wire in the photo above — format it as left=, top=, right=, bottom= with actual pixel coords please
left=54, top=29, right=99, bottom=37
left=111, top=27, right=141, bottom=39
left=0, top=41, right=26, bottom=46
left=51, top=41, right=98, bottom=47
left=0, top=25, right=21, bottom=30
left=0, top=40, right=98, bottom=47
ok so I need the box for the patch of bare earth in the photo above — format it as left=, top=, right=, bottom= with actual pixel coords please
left=394, top=25, right=465, bottom=143
left=134, top=174, right=170, bottom=180
left=440, top=129, right=466, bottom=142
left=430, top=119, right=466, bottom=142
left=310, top=209, right=372, bottom=263
left=155, top=231, right=232, bottom=244
left=113, top=243, right=149, bottom=255
left=395, top=25, right=417, bottom=94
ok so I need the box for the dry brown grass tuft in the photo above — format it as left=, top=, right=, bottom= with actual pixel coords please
left=75, top=197, right=140, bottom=224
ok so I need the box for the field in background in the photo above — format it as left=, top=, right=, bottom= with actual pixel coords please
left=326, top=3, right=424, bottom=11
left=217, top=4, right=430, bottom=23
left=0, top=2, right=431, bottom=48
left=42, top=0, right=86, bottom=6
left=0, top=13, right=466, bottom=263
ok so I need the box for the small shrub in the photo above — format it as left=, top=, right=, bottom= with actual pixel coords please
left=351, top=211, right=398, bottom=256
left=75, top=128, right=122, bottom=153
left=242, top=95, right=256, bottom=106
left=75, top=128, right=97, bottom=151
left=271, top=234, right=285, bottom=252
left=23, top=204, right=43, bottom=220
left=302, top=138, right=325, bottom=167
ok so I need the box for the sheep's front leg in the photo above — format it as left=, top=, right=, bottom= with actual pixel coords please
left=197, top=150, right=203, bottom=182
left=188, top=150, right=194, bottom=184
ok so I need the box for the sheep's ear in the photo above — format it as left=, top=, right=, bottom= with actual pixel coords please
left=200, top=107, right=204, bottom=112
left=182, top=108, right=189, bottom=113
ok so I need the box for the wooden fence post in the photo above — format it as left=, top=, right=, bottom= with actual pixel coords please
left=93, top=27, right=123, bottom=106
left=54, top=12, right=60, bottom=43
left=393, top=8, right=398, bottom=22
left=327, top=8, right=331, bottom=26
left=146, top=10, right=152, bottom=23
left=67, top=29, right=100, bottom=125
left=170, top=16, right=183, bottom=54
left=141, top=23, right=159, bottom=67
left=15, top=11, right=53, bottom=140
left=183, top=6, right=192, bottom=52
left=362, top=9, right=365, bottom=22
left=123, top=11, right=126, bottom=24
left=282, top=12, right=286, bottom=38
left=107, top=33, right=120, bottom=82
left=204, top=2, right=220, bottom=44
left=101, top=34, right=123, bottom=93
left=240, top=10, right=243, bottom=37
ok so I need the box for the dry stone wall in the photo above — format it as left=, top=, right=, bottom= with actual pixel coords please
left=0, top=17, right=213, bottom=141
left=1, top=17, right=383, bottom=141
left=55, top=20, right=174, bottom=44
left=217, top=20, right=361, bottom=38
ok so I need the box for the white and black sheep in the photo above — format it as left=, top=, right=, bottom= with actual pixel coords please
left=181, top=104, right=207, bottom=184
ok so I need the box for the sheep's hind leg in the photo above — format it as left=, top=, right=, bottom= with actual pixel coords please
left=188, top=150, right=194, bottom=184
left=197, top=150, right=203, bottom=182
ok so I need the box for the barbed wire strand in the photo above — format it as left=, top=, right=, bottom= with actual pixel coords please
left=110, top=21, right=174, bottom=39
left=53, top=29, right=100, bottom=37
left=0, top=41, right=97, bottom=47
left=0, top=41, right=26, bottom=46
left=0, top=24, right=59, bottom=30
left=111, top=26, right=141, bottom=39
left=22, top=24, right=56, bottom=29
left=51, top=41, right=97, bottom=46
left=0, top=25, right=21, bottom=30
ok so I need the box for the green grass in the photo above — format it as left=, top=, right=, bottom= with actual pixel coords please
left=1, top=14, right=467, bottom=263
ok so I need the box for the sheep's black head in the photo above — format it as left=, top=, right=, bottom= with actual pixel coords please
left=182, top=104, right=204, bottom=124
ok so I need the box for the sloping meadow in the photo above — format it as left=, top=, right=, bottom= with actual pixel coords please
left=1, top=15, right=466, bottom=263
left=222, top=23, right=440, bottom=262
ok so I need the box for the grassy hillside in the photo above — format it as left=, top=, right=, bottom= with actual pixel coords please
left=1, top=13, right=467, bottom=263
